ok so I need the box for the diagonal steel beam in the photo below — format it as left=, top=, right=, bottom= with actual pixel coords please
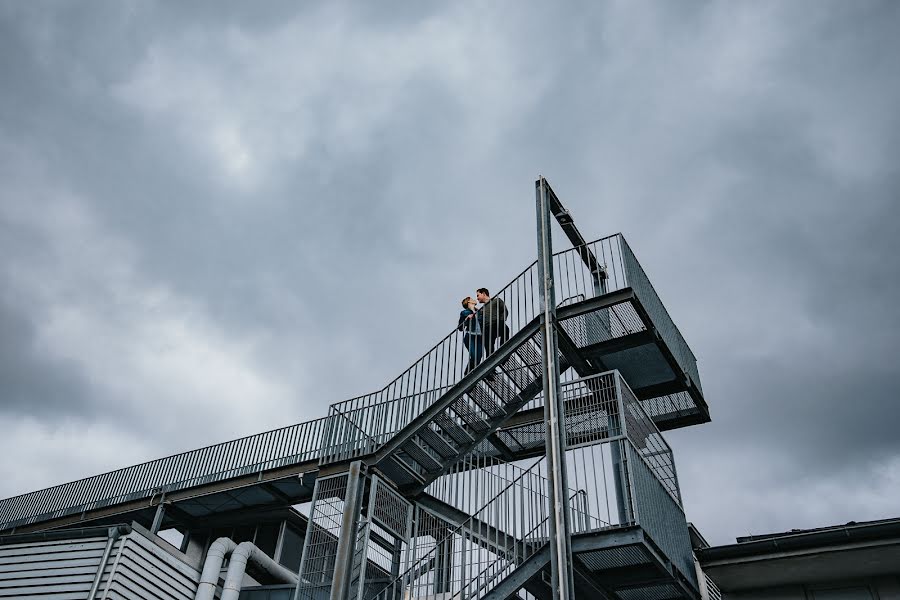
left=542, top=179, right=607, bottom=287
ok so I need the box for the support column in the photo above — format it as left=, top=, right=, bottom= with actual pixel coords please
left=150, top=497, right=166, bottom=534
left=330, top=461, right=366, bottom=600
left=535, top=177, right=575, bottom=600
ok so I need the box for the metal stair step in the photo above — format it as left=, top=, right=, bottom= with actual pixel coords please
left=415, top=428, right=459, bottom=459
left=484, top=375, right=518, bottom=406
left=380, top=454, right=427, bottom=487
left=400, top=438, right=444, bottom=473
left=450, top=398, right=491, bottom=433
left=467, top=383, right=505, bottom=418
left=433, top=412, right=476, bottom=445
left=499, top=352, right=535, bottom=390
left=514, top=340, right=543, bottom=376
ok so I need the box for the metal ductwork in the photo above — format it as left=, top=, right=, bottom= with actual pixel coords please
left=196, top=537, right=297, bottom=600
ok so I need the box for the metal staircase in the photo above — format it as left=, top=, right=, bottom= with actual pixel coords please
left=370, top=333, right=570, bottom=494
left=362, top=457, right=569, bottom=600
left=297, top=370, right=698, bottom=600
left=0, top=179, right=712, bottom=600
left=0, top=227, right=706, bottom=536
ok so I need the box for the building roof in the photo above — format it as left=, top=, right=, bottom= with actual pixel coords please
left=697, top=517, right=900, bottom=592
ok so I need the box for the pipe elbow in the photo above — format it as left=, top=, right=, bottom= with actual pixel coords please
left=196, top=537, right=239, bottom=600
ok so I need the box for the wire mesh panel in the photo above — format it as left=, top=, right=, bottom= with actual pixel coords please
left=370, top=478, right=413, bottom=542
left=296, top=474, right=351, bottom=600
left=618, top=237, right=702, bottom=395
left=353, top=476, right=414, bottom=600
left=618, top=377, right=681, bottom=505
left=626, top=441, right=697, bottom=591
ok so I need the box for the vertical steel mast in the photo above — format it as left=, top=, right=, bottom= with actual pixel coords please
left=535, top=176, right=576, bottom=600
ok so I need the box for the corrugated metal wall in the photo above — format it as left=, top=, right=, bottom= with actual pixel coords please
left=0, top=526, right=208, bottom=599
left=97, top=530, right=200, bottom=599
left=0, top=534, right=108, bottom=599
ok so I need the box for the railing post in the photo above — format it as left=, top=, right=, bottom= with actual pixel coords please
left=535, top=176, right=576, bottom=600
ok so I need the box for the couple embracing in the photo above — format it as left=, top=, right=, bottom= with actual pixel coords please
left=457, top=288, right=510, bottom=374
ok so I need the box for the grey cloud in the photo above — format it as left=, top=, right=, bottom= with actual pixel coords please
left=1, top=1, right=899, bottom=546
left=0, top=299, right=97, bottom=419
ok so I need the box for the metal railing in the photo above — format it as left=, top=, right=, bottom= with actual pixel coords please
left=319, top=233, right=701, bottom=465
left=366, top=457, right=584, bottom=600
left=0, top=232, right=701, bottom=533
left=424, top=452, right=607, bottom=533
left=0, top=417, right=328, bottom=531
left=354, top=371, right=691, bottom=600
left=319, top=234, right=627, bottom=464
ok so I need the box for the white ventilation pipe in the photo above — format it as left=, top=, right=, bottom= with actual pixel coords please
left=220, top=541, right=298, bottom=600
left=195, top=537, right=298, bottom=600
left=196, top=537, right=237, bottom=600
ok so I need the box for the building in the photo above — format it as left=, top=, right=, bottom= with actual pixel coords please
left=697, top=518, right=900, bottom=600
left=0, top=179, right=710, bottom=600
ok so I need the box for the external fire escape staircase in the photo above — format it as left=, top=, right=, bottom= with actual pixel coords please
left=0, top=179, right=708, bottom=600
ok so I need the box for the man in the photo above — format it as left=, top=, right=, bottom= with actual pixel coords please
left=476, top=287, right=509, bottom=356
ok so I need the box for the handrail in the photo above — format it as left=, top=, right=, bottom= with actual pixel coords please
left=367, top=457, right=546, bottom=600
left=0, top=416, right=329, bottom=529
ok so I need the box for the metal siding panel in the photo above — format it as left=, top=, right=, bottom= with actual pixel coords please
left=0, top=529, right=204, bottom=600
left=117, top=547, right=196, bottom=597
left=0, top=535, right=105, bottom=598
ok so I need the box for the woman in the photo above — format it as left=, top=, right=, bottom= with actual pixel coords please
left=457, top=296, right=483, bottom=374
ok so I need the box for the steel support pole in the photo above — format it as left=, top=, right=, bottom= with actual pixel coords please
left=330, top=461, right=366, bottom=600
left=535, top=177, right=575, bottom=600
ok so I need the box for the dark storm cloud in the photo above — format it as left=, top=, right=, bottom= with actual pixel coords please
left=1, top=1, right=898, bottom=544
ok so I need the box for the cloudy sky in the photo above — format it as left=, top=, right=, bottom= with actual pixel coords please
left=1, top=1, right=898, bottom=545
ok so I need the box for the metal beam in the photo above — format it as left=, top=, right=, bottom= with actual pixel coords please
left=555, top=288, right=634, bottom=321
left=536, top=176, right=575, bottom=600
left=554, top=321, right=597, bottom=378
left=486, top=432, right=518, bottom=461
left=149, top=501, right=166, bottom=534
left=542, top=179, right=608, bottom=287
left=415, top=494, right=529, bottom=558
left=261, top=482, right=297, bottom=506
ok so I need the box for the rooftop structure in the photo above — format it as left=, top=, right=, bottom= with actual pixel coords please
left=697, top=518, right=900, bottom=599
left=0, top=179, right=709, bottom=600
